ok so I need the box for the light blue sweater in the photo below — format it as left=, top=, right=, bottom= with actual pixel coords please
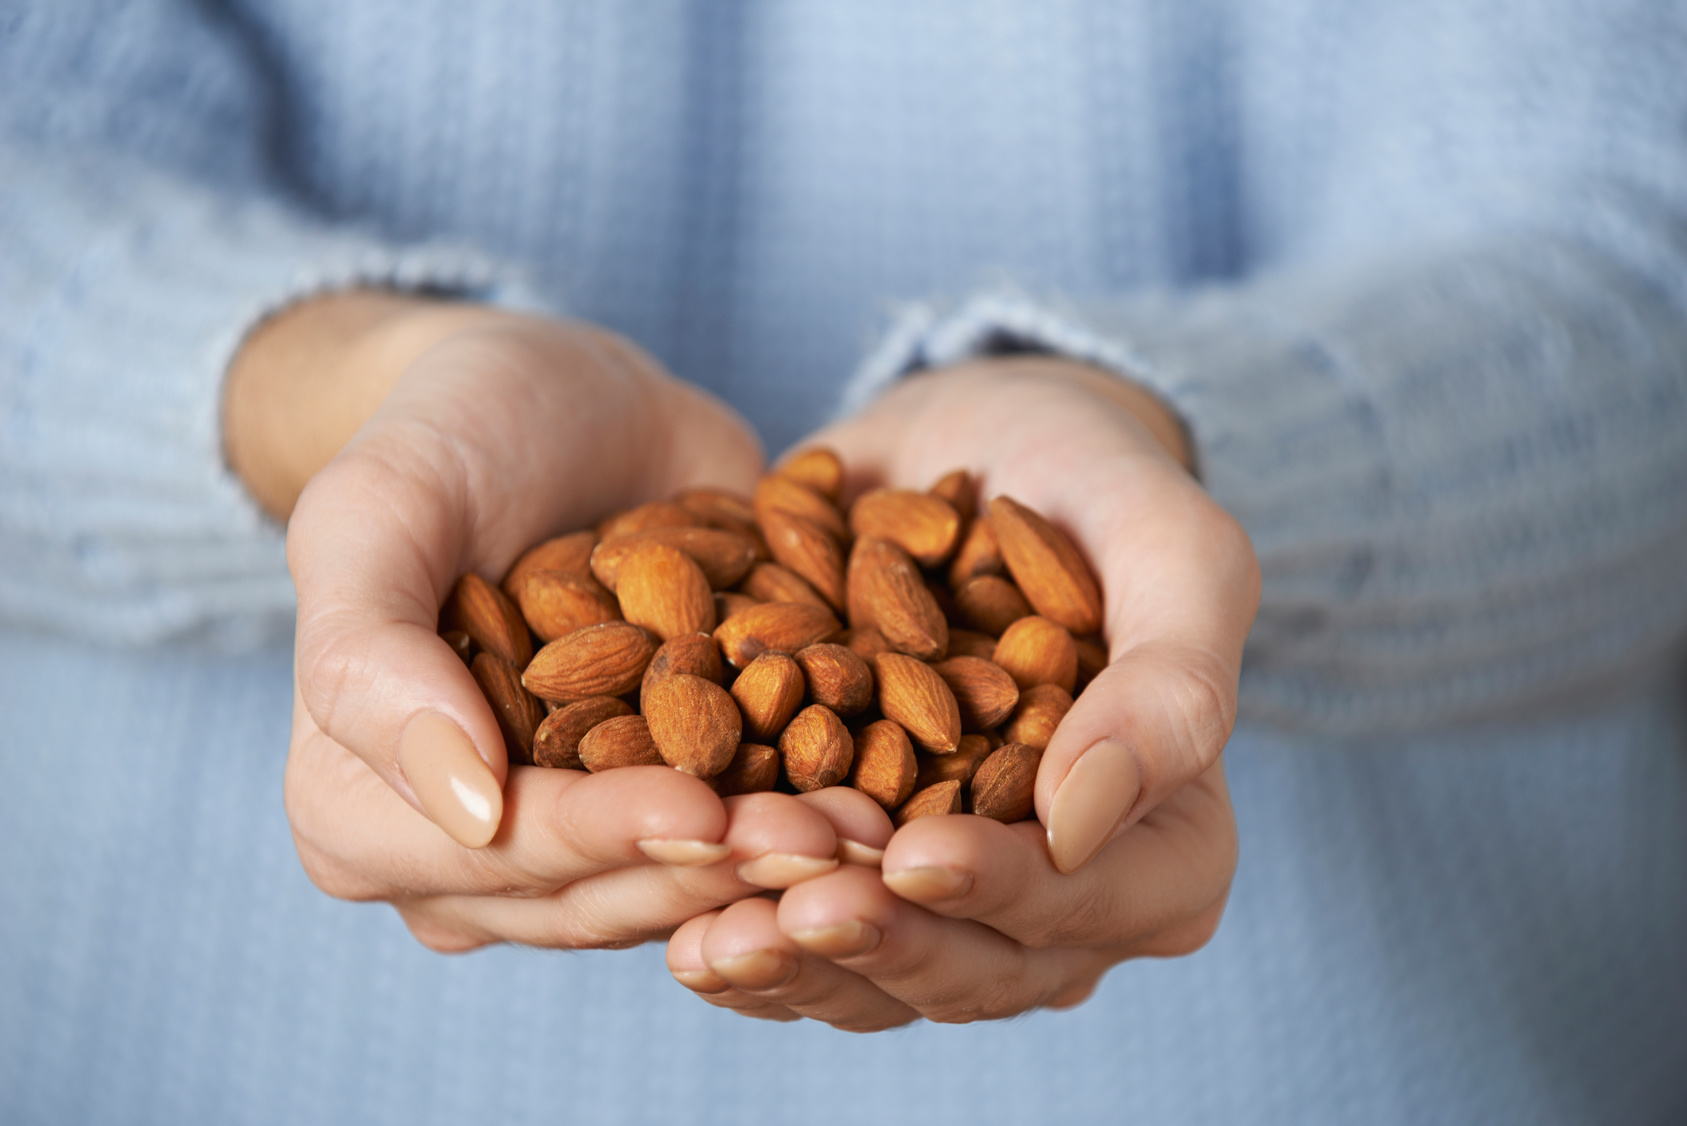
left=2, top=2, right=1684, bottom=1122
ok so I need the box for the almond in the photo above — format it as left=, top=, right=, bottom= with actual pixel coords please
left=954, top=574, right=1032, bottom=636
left=794, top=643, right=874, bottom=715
left=945, top=629, right=999, bottom=661
left=847, top=719, right=917, bottom=809
left=849, top=488, right=961, bottom=567
left=715, top=591, right=762, bottom=623
left=729, top=652, right=807, bottom=741
left=1074, top=636, right=1108, bottom=692
left=872, top=652, right=962, bottom=754
left=914, top=734, right=996, bottom=791
left=740, top=561, right=829, bottom=608
left=928, top=469, right=976, bottom=524
left=843, top=625, right=894, bottom=661
left=577, top=714, right=664, bottom=772
left=641, top=633, right=724, bottom=697
left=711, top=742, right=781, bottom=796
left=893, top=779, right=962, bottom=826
left=1002, top=683, right=1074, bottom=750
left=446, top=572, right=533, bottom=668
left=778, top=446, right=845, bottom=502
left=616, top=542, right=716, bottom=641
left=643, top=674, right=742, bottom=778
left=441, top=629, right=474, bottom=666
left=516, top=569, right=622, bottom=642
left=674, top=487, right=759, bottom=537
left=988, top=496, right=1103, bottom=635
left=753, top=474, right=849, bottom=542
left=591, top=527, right=759, bottom=591
left=933, top=656, right=1020, bottom=731
left=779, top=704, right=854, bottom=792
left=532, top=696, right=634, bottom=769
left=523, top=620, right=658, bottom=702
left=847, top=537, right=947, bottom=660
left=759, top=507, right=847, bottom=612
left=713, top=601, right=839, bottom=668
left=597, top=500, right=698, bottom=540
left=971, top=742, right=1043, bottom=823
left=470, top=652, right=545, bottom=764
left=992, top=615, right=1078, bottom=693
left=948, top=514, right=1003, bottom=589
left=502, top=530, right=598, bottom=600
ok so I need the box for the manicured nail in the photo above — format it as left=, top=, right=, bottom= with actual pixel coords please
left=638, top=839, right=732, bottom=867
left=1047, top=738, right=1140, bottom=873
left=709, top=949, right=798, bottom=991
left=736, top=853, right=839, bottom=889
left=835, top=839, right=885, bottom=868
left=397, top=713, right=503, bottom=848
left=672, top=968, right=732, bottom=994
left=881, top=866, right=973, bottom=902
left=790, top=920, right=882, bottom=959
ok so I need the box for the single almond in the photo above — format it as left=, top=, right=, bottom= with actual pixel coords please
left=446, top=572, right=533, bottom=668
left=1074, top=636, right=1108, bottom=692
left=992, top=615, right=1078, bottom=693
left=847, top=719, right=917, bottom=809
left=847, top=537, right=947, bottom=660
left=914, top=734, right=996, bottom=791
left=591, top=527, right=759, bottom=591
left=644, top=674, right=742, bottom=778
left=715, top=591, right=762, bottom=623
left=778, top=446, right=845, bottom=502
left=713, top=601, right=840, bottom=668
left=641, top=633, right=724, bottom=697
left=523, top=620, right=658, bottom=702
left=577, top=714, right=664, bottom=772
left=849, top=488, right=961, bottom=567
left=753, top=474, right=849, bottom=542
left=470, top=652, right=545, bottom=764
left=933, top=656, right=1020, bottom=731
left=1002, top=683, right=1074, bottom=750
left=988, top=496, right=1104, bottom=635
left=945, top=629, right=998, bottom=661
left=597, top=500, right=698, bottom=540
left=516, top=569, right=622, bottom=642
left=948, top=514, right=1003, bottom=589
left=779, top=704, right=854, bottom=792
left=502, top=530, right=598, bottom=600
left=616, top=542, right=716, bottom=641
left=730, top=652, right=807, bottom=742
left=740, top=561, right=829, bottom=608
left=711, top=742, right=781, bottom=796
left=843, top=625, right=894, bottom=661
left=441, top=629, right=474, bottom=666
left=759, top=507, right=847, bottom=612
left=794, top=643, right=874, bottom=716
left=928, top=469, right=976, bottom=524
left=674, top=487, right=759, bottom=537
left=954, top=574, right=1033, bottom=636
left=872, top=652, right=962, bottom=754
left=971, top=743, right=1043, bottom=823
left=893, top=780, right=962, bottom=826
left=532, top=696, right=634, bottom=769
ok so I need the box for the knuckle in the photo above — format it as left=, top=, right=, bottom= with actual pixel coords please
left=1162, top=654, right=1236, bottom=776
left=399, top=909, right=489, bottom=955
left=292, top=837, right=386, bottom=903
left=1024, top=889, right=1119, bottom=949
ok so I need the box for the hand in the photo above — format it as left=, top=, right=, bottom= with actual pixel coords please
left=665, top=356, right=1259, bottom=1027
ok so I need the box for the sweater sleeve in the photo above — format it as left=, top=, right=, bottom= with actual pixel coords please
left=0, top=3, right=543, bottom=647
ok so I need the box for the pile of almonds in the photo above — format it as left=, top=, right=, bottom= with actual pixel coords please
left=440, top=449, right=1105, bottom=828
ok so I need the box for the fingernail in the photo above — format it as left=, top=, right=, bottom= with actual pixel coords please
left=398, top=713, right=503, bottom=848
left=835, top=839, right=885, bottom=868
left=1047, top=738, right=1140, bottom=873
left=638, top=839, right=732, bottom=867
left=736, top=853, right=839, bottom=889
left=672, top=968, right=732, bottom=994
left=881, top=866, right=973, bottom=902
left=790, top=920, right=882, bottom=958
left=709, top=949, right=798, bottom=991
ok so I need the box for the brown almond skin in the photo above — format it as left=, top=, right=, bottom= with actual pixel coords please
left=759, top=507, right=848, bottom=612
left=523, top=621, right=658, bottom=702
left=795, top=643, right=874, bottom=715
left=933, top=656, right=1020, bottom=731
left=644, top=674, right=742, bottom=778
left=730, top=652, right=807, bottom=742
left=847, top=537, right=947, bottom=660
left=597, top=500, right=699, bottom=540
left=516, top=569, right=622, bottom=643
left=674, top=487, right=759, bottom=537
left=847, top=719, right=917, bottom=809
left=441, top=629, right=475, bottom=666
left=993, top=615, right=1079, bottom=693
left=447, top=572, right=534, bottom=668
left=578, top=714, right=664, bottom=771
left=753, top=474, right=849, bottom=542
left=715, top=591, right=762, bottom=623
left=532, top=696, right=634, bottom=769
left=591, top=527, right=759, bottom=591
left=641, top=633, right=724, bottom=697
left=971, top=743, right=1044, bottom=823
left=915, top=734, right=996, bottom=791
left=470, top=652, right=545, bottom=764
left=928, top=469, right=977, bottom=524
left=872, top=652, right=962, bottom=754
left=502, top=530, right=598, bottom=600
left=713, top=601, right=840, bottom=668
left=740, top=561, right=829, bottom=608
left=849, top=488, right=961, bottom=567
left=989, top=496, right=1104, bottom=635
left=954, top=574, right=1033, bottom=636
left=844, top=625, right=894, bottom=661
left=948, top=514, right=1003, bottom=589
left=711, top=742, right=781, bottom=796
left=945, top=629, right=999, bottom=661
left=778, top=447, right=845, bottom=501
left=779, top=705, right=854, bottom=792
left=616, top=542, right=717, bottom=641
left=1002, top=683, right=1074, bottom=750
left=1074, top=636, right=1108, bottom=692
left=893, top=780, right=963, bottom=826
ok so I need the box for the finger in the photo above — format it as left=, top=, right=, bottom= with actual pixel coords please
left=667, top=912, right=804, bottom=1023
left=794, top=787, right=895, bottom=867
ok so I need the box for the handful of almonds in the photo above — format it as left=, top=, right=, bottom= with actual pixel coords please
left=440, top=448, right=1106, bottom=830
